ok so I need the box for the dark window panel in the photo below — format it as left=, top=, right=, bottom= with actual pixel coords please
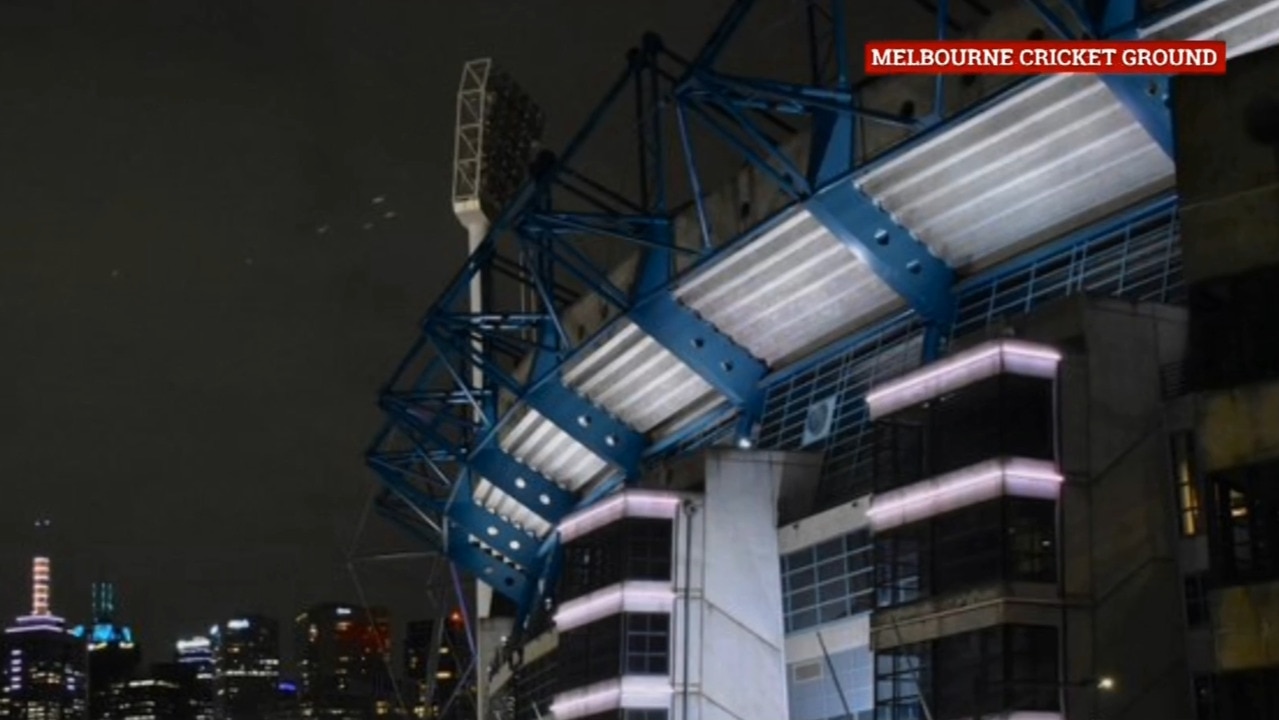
left=874, top=374, right=1056, bottom=494
left=559, top=519, right=674, bottom=601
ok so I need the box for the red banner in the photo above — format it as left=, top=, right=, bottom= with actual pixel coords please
left=864, top=40, right=1227, bottom=75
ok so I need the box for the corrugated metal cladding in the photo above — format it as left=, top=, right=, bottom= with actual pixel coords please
left=758, top=206, right=1183, bottom=508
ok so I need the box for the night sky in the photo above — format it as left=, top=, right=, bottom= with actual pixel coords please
left=0, top=0, right=922, bottom=664
left=0, top=0, right=734, bottom=663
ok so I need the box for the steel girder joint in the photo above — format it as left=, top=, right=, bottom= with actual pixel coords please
left=805, top=181, right=957, bottom=328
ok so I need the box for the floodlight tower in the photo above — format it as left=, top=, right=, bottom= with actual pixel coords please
left=449, top=58, right=545, bottom=719
left=452, top=57, right=545, bottom=301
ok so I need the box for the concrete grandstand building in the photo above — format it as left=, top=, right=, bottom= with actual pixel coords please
left=364, top=1, right=1279, bottom=718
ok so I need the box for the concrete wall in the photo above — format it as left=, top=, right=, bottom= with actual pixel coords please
left=1174, top=45, right=1279, bottom=285
left=673, top=450, right=793, bottom=720
left=1210, top=580, right=1279, bottom=672
left=1051, top=300, right=1194, bottom=720
left=1196, top=379, right=1279, bottom=474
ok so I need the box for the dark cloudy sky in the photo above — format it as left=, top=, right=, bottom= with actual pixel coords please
left=0, top=0, right=930, bottom=665
left=0, top=0, right=730, bottom=663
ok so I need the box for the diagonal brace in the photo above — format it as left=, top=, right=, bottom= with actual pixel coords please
left=469, top=448, right=577, bottom=523
left=805, top=181, right=956, bottom=326
left=629, top=291, right=768, bottom=407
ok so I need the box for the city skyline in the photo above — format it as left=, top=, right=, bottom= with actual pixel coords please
left=0, top=553, right=443, bottom=676
left=0, top=0, right=748, bottom=663
left=1, top=551, right=460, bottom=720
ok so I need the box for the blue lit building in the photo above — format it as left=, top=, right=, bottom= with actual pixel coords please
left=72, top=583, right=140, bottom=720
left=2, top=557, right=87, bottom=720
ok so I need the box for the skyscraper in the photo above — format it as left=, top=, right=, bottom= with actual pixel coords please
left=211, top=617, right=279, bottom=720
left=174, top=638, right=214, bottom=720
left=2, top=556, right=87, bottom=720
left=294, top=605, right=393, bottom=720
left=74, top=583, right=140, bottom=720
left=402, top=614, right=470, bottom=720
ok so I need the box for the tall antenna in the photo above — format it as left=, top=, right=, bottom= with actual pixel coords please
left=31, top=518, right=53, bottom=617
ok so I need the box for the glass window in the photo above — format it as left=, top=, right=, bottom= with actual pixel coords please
left=876, top=497, right=1058, bottom=609
left=782, top=531, right=876, bottom=633
left=1171, top=432, right=1202, bottom=537
left=874, top=644, right=930, bottom=720
left=876, top=625, right=1059, bottom=720
left=512, top=652, right=557, bottom=720
left=932, top=501, right=1003, bottom=591
left=1210, top=460, right=1279, bottom=584
left=875, top=527, right=926, bottom=609
left=1006, top=498, right=1058, bottom=583
left=623, top=614, right=669, bottom=675
left=556, top=613, right=670, bottom=694
left=559, top=519, right=673, bottom=601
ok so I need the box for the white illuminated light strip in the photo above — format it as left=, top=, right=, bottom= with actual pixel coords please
left=1006, top=713, right=1064, bottom=720
left=557, top=491, right=681, bottom=543
left=868, top=458, right=1063, bottom=531
left=553, top=581, right=675, bottom=632
left=865, top=339, right=1062, bottom=420
left=31, top=557, right=51, bottom=617
left=549, top=676, right=673, bottom=720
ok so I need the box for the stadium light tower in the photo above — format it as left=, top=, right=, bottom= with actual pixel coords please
left=449, top=58, right=545, bottom=720
left=451, top=57, right=545, bottom=279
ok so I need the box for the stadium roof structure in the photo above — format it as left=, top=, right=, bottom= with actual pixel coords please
left=365, top=0, right=1279, bottom=630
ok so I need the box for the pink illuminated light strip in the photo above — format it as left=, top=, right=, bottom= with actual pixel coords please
left=553, top=581, right=675, bottom=632
left=557, top=491, right=681, bottom=543
left=866, top=339, right=1062, bottom=420
left=868, top=458, right=1063, bottom=531
left=549, top=676, right=672, bottom=720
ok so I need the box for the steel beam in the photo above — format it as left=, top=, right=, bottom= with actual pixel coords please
left=521, top=375, right=646, bottom=476
left=805, top=181, right=956, bottom=326
left=469, top=448, right=577, bottom=522
left=445, top=530, right=528, bottom=601
left=1099, top=74, right=1173, bottom=158
left=630, top=292, right=768, bottom=407
left=445, top=498, right=539, bottom=567
left=1096, top=0, right=1174, bottom=158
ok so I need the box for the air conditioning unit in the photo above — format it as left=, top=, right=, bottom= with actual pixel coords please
left=791, top=659, right=825, bottom=683
left=801, top=396, right=837, bottom=447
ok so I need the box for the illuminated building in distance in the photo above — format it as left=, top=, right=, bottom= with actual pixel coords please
left=211, top=616, right=280, bottom=720
left=294, top=604, right=394, bottom=720
left=2, top=555, right=87, bottom=720
left=72, top=582, right=140, bottom=720
left=403, top=614, right=471, bottom=720
left=175, top=637, right=215, bottom=720
left=111, top=677, right=182, bottom=720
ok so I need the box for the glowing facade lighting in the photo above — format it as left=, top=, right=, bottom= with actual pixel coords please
left=557, top=491, right=681, bottom=543
left=226, top=619, right=250, bottom=631
left=866, top=339, right=1062, bottom=420
left=31, top=557, right=50, bottom=617
left=549, top=676, right=672, bottom=720
left=552, top=582, right=675, bottom=632
left=868, top=458, right=1063, bottom=531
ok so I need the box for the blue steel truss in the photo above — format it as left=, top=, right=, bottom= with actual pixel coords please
left=366, top=0, right=1186, bottom=631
